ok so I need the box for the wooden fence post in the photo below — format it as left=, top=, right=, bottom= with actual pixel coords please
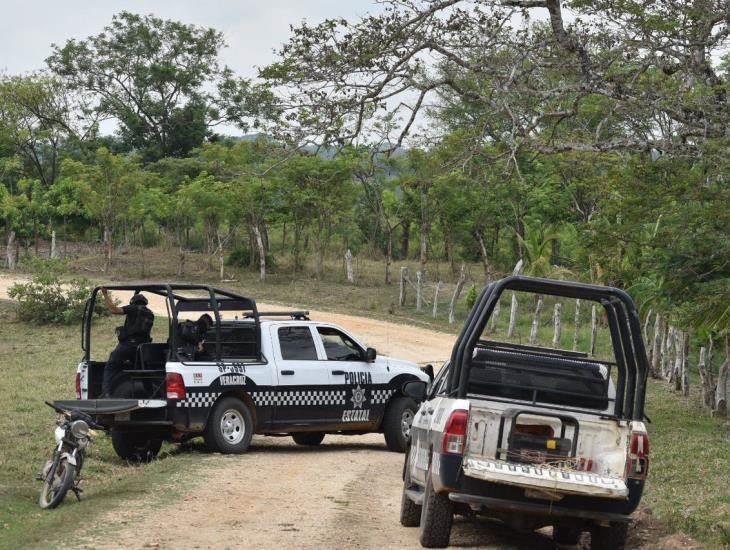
left=650, top=313, right=663, bottom=378
left=416, top=270, right=423, bottom=312
left=552, top=303, right=562, bottom=348
left=662, top=326, right=673, bottom=378
left=432, top=281, right=441, bottom=318
left=50, top=230, right=58, bottom=259
left=698, top=346, right=714, bottom=408
left=572, top=299, right=581, bottom=351
left=399, top=267, right=408, bottom=306
left=589, top=304, right=598, bottom=357
left=529, top=296, right=544, bottom=345
left=345, top=249, right=355, bottom=284
left=507, top=259, right=524, bottom=338
left=489, top=300, right=501, bottom=333
left=681, top=332, right=690, bottom=397
left=714, top=336, right=729, bottom=416
left=448, top=265, right=466, bottom=324
left=6, top=230, right=16, bottom=270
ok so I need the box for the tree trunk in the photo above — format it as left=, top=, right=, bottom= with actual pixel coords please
left=345, top=249, right=355, bottom=284
left=419, top=221, right=428, bottom=279
left=400, top=220, right=410, bottom=259
left=399, top=266, right=408, bottom=306
left=432, top=281, right=441, bottom=318
left=589, top=304, right=598, bottom=357
left=6, top=231, right=16, bottom=270
left=177, top=245, right=185, bottom=277
left=714, top=336, right=729, bottom=417
left=643, top=309, right=653, bottom=355
left=104, top=226, right=112, bottom=272
left=662, top=325, right=673, bottom=378
left=681, top=332, right=690, bottom=397
left=507, top=293, right=519, bottom=338
left=416, top=270, right=423, bottom=312
left=650, top=313, right=663, bottom=379
left=385, top=227, right=393, bottom=285
left=671, top=331, right=684, bottom=391
left=253, top=224, right=267, bottom=282
left=474, top=229, right=490, bottom=282
left=552, top=302, right=562, bottom=348
left=529, top=296, right=544, bottom=345
left=572, top=299, right=581, bottom=351
left=448, top=265, right=466, bottom=325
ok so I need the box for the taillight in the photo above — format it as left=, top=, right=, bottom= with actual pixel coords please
left=626, top=431, right=650, bottom=479
left=75, top=373, right=81, bottom=399
left=166, top=373, right=187, bottom=400
left=442, top=410, right=469, bottom=455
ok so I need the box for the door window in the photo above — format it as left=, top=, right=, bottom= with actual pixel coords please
left=278, top=326, right=318, bottom=360
left=317, top=327, right=364, bottom=361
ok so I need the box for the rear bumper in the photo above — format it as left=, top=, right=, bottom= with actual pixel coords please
left=54, top=399, right=167, bottom=415
left=449, top=492, right=631, bottom=523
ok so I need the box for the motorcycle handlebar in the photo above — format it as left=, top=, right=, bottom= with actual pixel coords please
left=45, top=401, right=104, bottom=429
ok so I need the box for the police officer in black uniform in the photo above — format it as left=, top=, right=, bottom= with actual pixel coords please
left=177, top=313, right=214, bottom=360
left=100, top=287, right=155, bottom=396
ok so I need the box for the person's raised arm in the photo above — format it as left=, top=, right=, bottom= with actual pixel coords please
left=101, top=287, right=124, bottom=315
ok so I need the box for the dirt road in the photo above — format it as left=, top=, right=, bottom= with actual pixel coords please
left=0, top=275, right=687, bottom=549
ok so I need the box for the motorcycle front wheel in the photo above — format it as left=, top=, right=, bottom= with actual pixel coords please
left=39, top=455, right=75, bottom=509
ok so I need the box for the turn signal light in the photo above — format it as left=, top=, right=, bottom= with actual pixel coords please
left=166, top=373, right=187, bottom=400
left=442, top=410, right=469, bottom=455
left=75, top=373, right=81, bottom=399
left=626, top=431, right=650, bottom=479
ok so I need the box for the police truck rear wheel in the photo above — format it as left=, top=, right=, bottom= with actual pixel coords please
left=204, top=397, right=253, bottom=454
left=292, top=432, right=325, bottom=446
left=419, top=469, right=453, bottom=548
left=111, top=430, right=162, bottom=462
left=383, top=397, right=417, bottom=453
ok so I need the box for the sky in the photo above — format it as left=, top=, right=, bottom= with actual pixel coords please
left=0, top=0, right=378, bottom=78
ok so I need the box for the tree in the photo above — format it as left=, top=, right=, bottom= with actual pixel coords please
left=47, top=12, right=268, bottom=161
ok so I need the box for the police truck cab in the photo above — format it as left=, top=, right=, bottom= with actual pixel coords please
left=54, top=284, right=430, bottom=461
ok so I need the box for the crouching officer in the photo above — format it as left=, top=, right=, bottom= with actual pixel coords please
left=100, top=287, right=155, bottom=396
left=177, top=314, right=214, bottom=360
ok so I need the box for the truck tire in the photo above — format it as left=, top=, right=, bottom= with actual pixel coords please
left=419, top=469, right=453, bottom=548
left=400, top=448, right=422, bottom=527
left=204, top=397, right=254, bottom=454
left=383, top=396, right=417, bottom=453
left=111, top=429, right=162, bottom=462
left=553, top=524, right=581, bottom=545
left=591, top=522, right=628, bottom=550
left=292, top=432, right=325, bottom=446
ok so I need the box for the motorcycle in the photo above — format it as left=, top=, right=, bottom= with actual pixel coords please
left=38, top=401, right=102, bottom=509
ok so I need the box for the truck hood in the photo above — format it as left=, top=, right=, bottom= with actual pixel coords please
left=381, top=356, right=431, bottom=381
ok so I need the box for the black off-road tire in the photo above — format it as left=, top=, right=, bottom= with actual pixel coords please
left=383, top=396, right=418, bottom=453
left=111, top=429, right=163, bottom=462
left=39, top=456, right=75, bottom=509
left=400, top=449, right=422, bottom=527
left=419, top=469, right=453, bottom=548
left=553, top=524, right=582, bottom=545
left=292, top=432, right=325, bottom=446
left=591, top=522, right=628, bottom=550
left=204, top=397, right=254, bottom=453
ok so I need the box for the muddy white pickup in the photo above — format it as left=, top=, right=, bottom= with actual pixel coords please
left=399, top=276, right=650, bottom=549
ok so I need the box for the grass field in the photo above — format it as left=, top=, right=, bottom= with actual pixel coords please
left=1, top=257, right=728, bottom=548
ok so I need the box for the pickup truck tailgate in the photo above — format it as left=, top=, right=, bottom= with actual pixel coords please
left=53, top=399, right=167, bottom=415
left=462, top=456, right=628, bottom=499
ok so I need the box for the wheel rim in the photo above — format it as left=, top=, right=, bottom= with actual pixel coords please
left=401, top=409, right=414, bottom=439
left=220, top=409, right=245, bottom=445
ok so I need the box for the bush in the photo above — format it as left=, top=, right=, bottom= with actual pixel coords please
left=8, top=259, right=107, bottom=324
left=226, top=244, right=276, bottom=271
left=465, top=284, right=478, bottom=311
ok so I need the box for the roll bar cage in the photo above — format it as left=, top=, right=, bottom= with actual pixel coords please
left=81, top=284, right=261, bottom=362
left=447, top=276, right=649, bottom=421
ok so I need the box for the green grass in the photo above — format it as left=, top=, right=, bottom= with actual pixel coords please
left=0, top=300, right=215, bottom=550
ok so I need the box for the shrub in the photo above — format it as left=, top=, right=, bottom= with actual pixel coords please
left=465, top=284, right=478, bottom=311
left=8, top=259, right=107, bottom=324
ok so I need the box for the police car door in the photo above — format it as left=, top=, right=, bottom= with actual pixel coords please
left=314, top=326, right=379, bottom=427
left=270, top=324, right=338, bottom=429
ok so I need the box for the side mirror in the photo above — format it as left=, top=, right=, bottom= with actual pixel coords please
left=365, top=347, right=377, bottom=362
left=402, top=380, right=428, bottom=402
left=420, top=364, right=434, bottom=380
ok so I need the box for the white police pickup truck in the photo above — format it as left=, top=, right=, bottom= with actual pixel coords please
left=399, top=277, right=650, bottom=550
left=54, top=284, right=431, bottom=461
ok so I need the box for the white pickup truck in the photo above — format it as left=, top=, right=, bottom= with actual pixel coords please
left=54, top=284, right=431, bottom=461
left=400, top=276, right=650, bottom=550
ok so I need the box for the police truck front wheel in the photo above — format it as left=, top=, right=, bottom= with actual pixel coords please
left=383, top=397, right=417, bottom=453
left=204, top=397, right=253, bottom=453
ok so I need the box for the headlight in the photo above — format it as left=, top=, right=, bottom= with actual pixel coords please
left=54, top=426, right=66, bottom=443
left=70, top=420, right=90, bottom=439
